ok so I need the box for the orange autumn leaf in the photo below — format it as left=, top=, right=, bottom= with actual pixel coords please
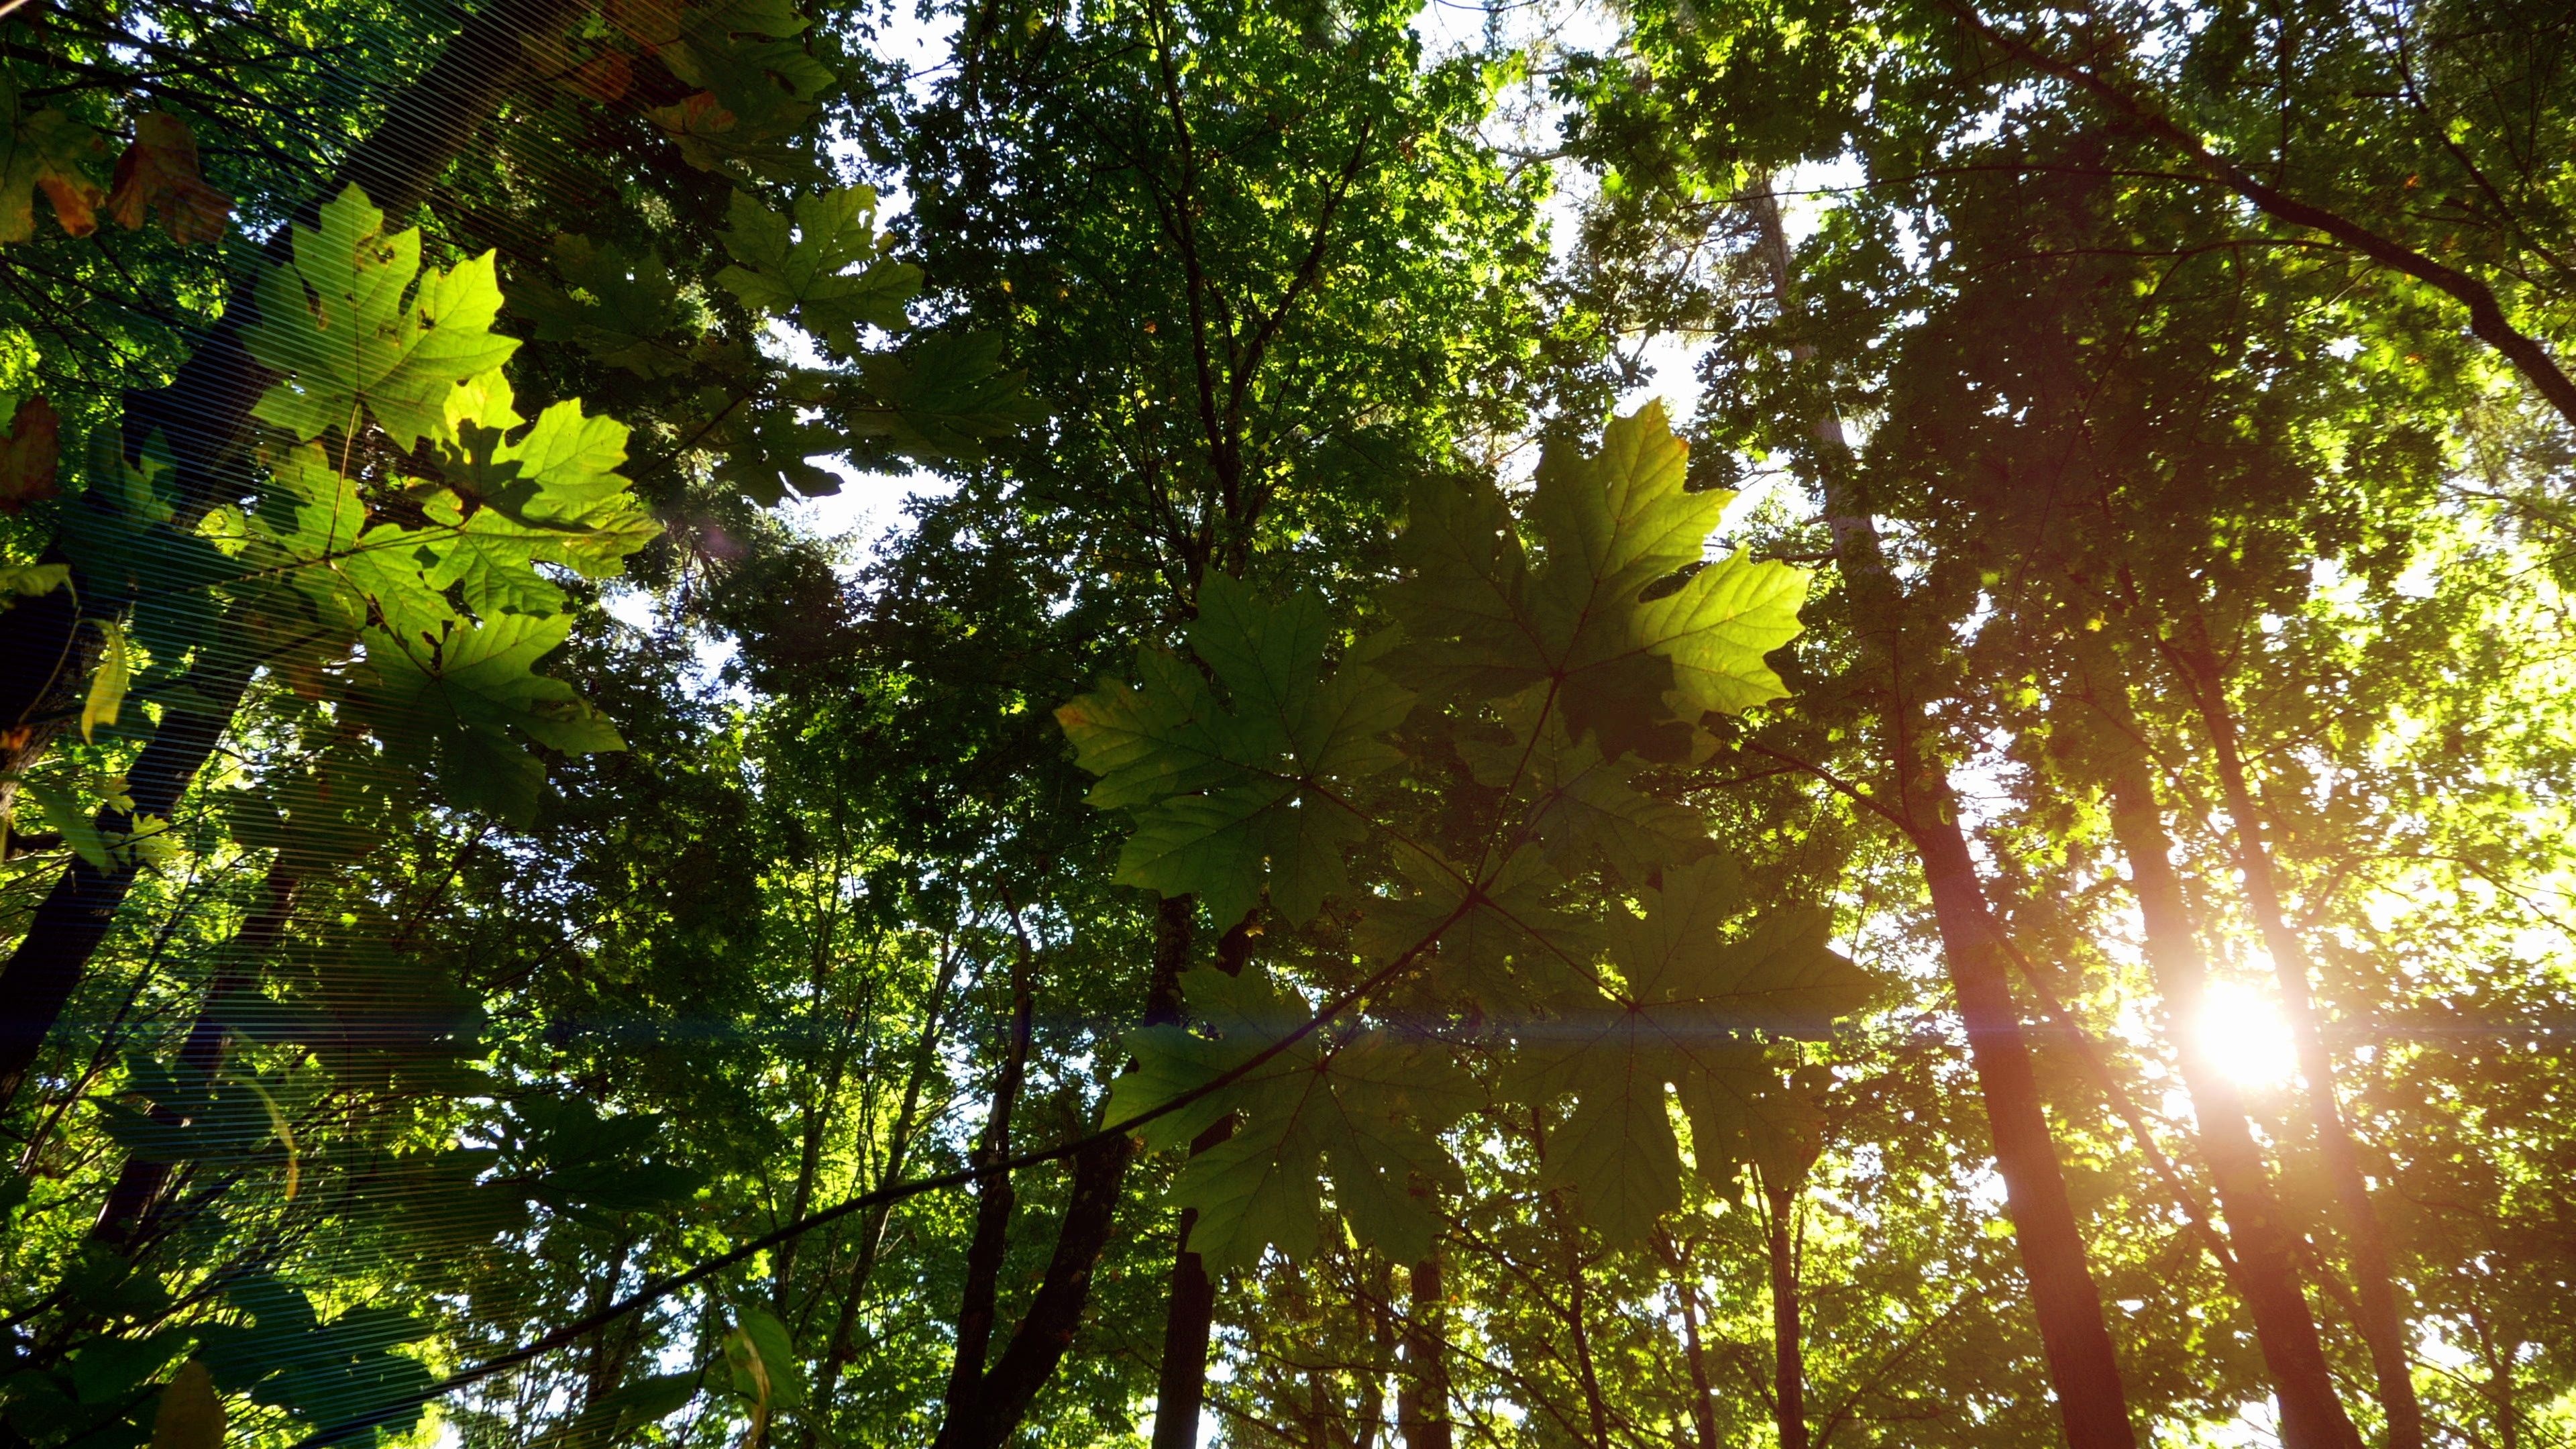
left=0, top=396, right=61, bottom=513
left=108, top=113, right=233, bottom=245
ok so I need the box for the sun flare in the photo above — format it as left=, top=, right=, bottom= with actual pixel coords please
left=2196, top=979, right=2302, bottom=1091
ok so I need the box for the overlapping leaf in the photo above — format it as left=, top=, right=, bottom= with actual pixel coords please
left=360, top=612, right=625, bottom=826
left=1060, top=572, right=1413, bottom=926
left=0, top=80, right=107, bottom=242
left=1108, top=967, right=1474, bottom=1269
left=246, top=185, right=520, bottom=450
left=1386, top=401, right=1808, bottom=758
left=1507, top=857, right=1871, bottom=1240
left=716, top=186, right=919, bottom=352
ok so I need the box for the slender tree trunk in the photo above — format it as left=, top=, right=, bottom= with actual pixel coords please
left=1764, top=1185, right=1809, bottom=1449
left=1398, top=1252, right=1453, bottom=1449
left=1150, top=916, right=1254, bottom=1449
left=2092, top=715, right=2363, bottom=1449
left=1744, top=180, right=2139, bottom=1449
left=945, top=930, right=1038, bottom=1413
left=1356, top=1256, right=1395, bottom=1449
left=0, top=0, right=583, bottom=1112
left=1532, top=1110, right=1609, bottom=1449
left=1671, top=1246, right=1720, bottom=1449
left=88, top=864, right=299, bottom=1245
left=2166, top=618, right=2425, bottom=1449
left=775, top=902, right=859, bottom=1314
left=809, top=938, right=963, bottom=1443
left=932, top=894, right=1195, bottom=1449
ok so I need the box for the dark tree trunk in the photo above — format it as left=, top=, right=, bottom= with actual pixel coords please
left=943, top=924, right=1038, bottom=1413
left=1670, top=1246, right=1719, bottom=1449
left=1744, top=180, right=2139, bottom=1449
left=0, top=0, right=585, bottom=1112
left=89, top=864, right=299, bottom=1245
left=2167, top=618, right=2425, bottom=1449
left=1150, top=916, right=1254, bottom=1449
left=2095, top=727, right=2363, bottom=1449
left=1765, top=1185, right=1809, bottom=1449
left=930, top=894, right=1195, bottom=1449
left=1397, top=1252, right=1453, bottom=1449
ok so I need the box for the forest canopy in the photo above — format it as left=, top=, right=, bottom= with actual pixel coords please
left=3, top=0, right=2575, bottom=1448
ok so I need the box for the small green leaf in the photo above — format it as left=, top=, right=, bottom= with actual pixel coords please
left=81, top=617, right=129, bottom=743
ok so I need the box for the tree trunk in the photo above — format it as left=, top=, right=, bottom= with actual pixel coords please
left=1671, top=1246, right=1719, bottom=1449
left=1398, top=1252, right=1453, bottom=1449
left=1765, top=1185, right=1809, bottom=1449
left=931, top=894, right=1195, bottom=1449
left=2167, top=618, right=2425, bottom=1449
left=2093, top=722, right=2363, bottom=1449
left=0, top=0, right=584, bottom=1112
left=1150, top=916, right=1254, bottom=1449
left=944, top=926, right=1038, bottom=1413
left=808, top=938, right=963, bottom=1444
left=89, top=864, right=299, bottom=1245
left=1744, top=180, right=2139, bottom=1449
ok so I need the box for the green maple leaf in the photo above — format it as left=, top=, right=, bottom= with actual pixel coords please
left=247, top=445, right=431, bottom=637
left=1059, top=573, right=1413, bottom=926
left=1356, top=844, right=1595, bottom=1014
left=1386, top=402, right=1809, bottom=759
left=359, top=612, right=625, bottom=826
left=716, top=186, right=920, bottom=350
left=1107, top=967, right=1474, bottom=1269
left=1458, top=690, right=1713, bottom=884
left=1679, top=1057, right=1833, bottom=1197
left=246, top=184, right=521, bottom=451
left=1508, top=857, right=1872, bottom=1241
left=426, top=399, right=661, bottom=614
left=643, top=0, right=835, bottom=181
left=852, top=331, right=1049, bottom=460
left=513, top=234, right=696, bottom=379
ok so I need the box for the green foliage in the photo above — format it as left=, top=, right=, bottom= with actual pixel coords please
left=1077, top=407, right=1859, bottom=1260
left=246, top=186, right=521, bottom=451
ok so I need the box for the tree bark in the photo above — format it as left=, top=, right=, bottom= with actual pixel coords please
left=88, top=864, right=299, bottom=1245
left=1398, top=1251, right=1454, bottom=1449
left=931, top=894, right=1195, bottom=1449
left=0, top=0, right=584, bottom=1113
left=943, top=926, right=1039, bottom=1413
left=1744, top=179, right=2139, bottom=1449
left=1150, top=916, right=1254, bottom=1449
left=1765, top=1184, right=1809, bottom=1449
left=2165, top=619, right=2424, bottom=1449
left=2094, top=724, right=2363, bottom=1449
left=1669, top=1244, right=1719, bottom=1449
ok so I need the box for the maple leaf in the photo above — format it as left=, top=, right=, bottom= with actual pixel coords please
left=1457, top=690, right=1713, bottom=884
left=851, top=331, right=1048, bottom=461
left=1679, top=1057, right=1833, bottom=1197
left=1386, top=402, right=1808, bottom=759
left=0, top=81, right=107, bottom=243
left=1107, top=966, right=1476, bottom=1269
left=245, top=185, right=521, bottom=451
left=0, top=394, right=60, bottom=513
left=512, top=234, right=696, bottom=378
left=1059, top=573, right=1414, bottom=927
left=716, top=186, right=919, bottom=352
left=425, top=399, right=661, bottom=614
left=107, top=112, right=233, bottom=245
left=360, top=612, right=625, bottom=826
left=1505, top=857, right=1872, bottom=1241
